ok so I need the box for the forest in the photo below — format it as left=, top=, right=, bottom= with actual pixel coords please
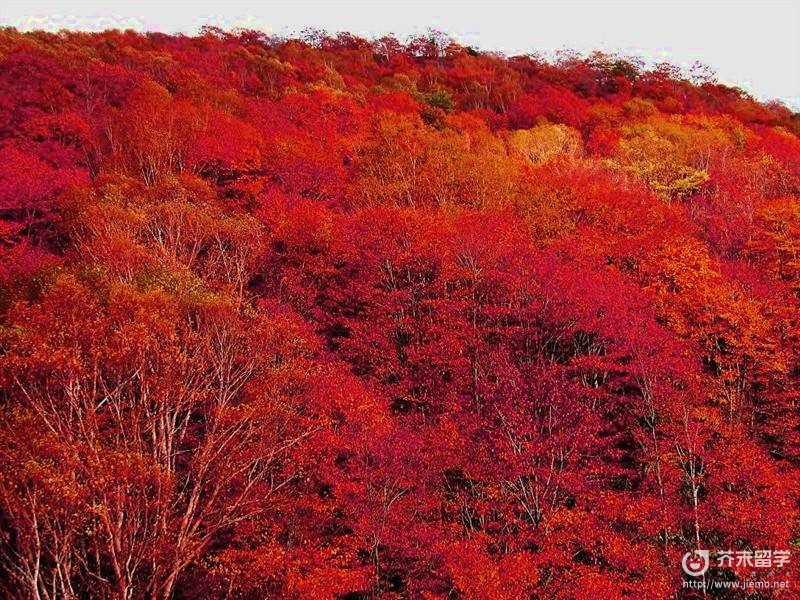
left=0, top=26, right=799, bottom=599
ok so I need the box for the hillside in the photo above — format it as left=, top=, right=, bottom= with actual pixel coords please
left=1, top=27, right=799, bottom=598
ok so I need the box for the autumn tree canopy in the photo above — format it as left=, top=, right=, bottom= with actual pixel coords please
left=0, top=26, right=799, bottom=599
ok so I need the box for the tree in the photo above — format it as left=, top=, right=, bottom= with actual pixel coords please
left=0, top=278, right=319, bottom=598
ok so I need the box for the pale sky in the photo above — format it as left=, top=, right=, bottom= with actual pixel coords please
left=4, top=0, right=799, bottom=110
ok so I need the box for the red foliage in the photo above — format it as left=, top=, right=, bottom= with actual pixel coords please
left=0, top=27, right=798, bottom=599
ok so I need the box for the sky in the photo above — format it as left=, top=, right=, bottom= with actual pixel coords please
left=3, top=0, right=799, bottom=110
